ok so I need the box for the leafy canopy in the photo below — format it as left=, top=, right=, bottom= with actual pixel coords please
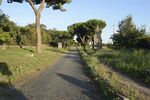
left=86, top=19, right=106, bottom=34
left=111, top=15, right=150, bottom=49
left=7, top=0, right=71, bottom=11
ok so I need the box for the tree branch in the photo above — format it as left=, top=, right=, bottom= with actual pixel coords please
left=0, top=0, right=2, bottom=5
left=28, top=0, right=37, bottom=13
left=38, top=0, right=45, bottom=13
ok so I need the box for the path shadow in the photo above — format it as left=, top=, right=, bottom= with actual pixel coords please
left=23, top=48, right=34, bottom=53
left=68, top=48, right=77, bottom=51
left=65, top=55, right=81, bottom=64
left=0, top=62, right=27, bottom=100
left=64, top=51, right=83, bottom=65
left=0, top=82, right=27, bottom=100
left=46, top=48, right=66, bottom=54
left=57, top=73, right=103, bottom=99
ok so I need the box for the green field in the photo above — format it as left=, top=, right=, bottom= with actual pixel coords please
left=0, top=46, right=67, bottom=84
left=96, top=49, right=150, bottom=86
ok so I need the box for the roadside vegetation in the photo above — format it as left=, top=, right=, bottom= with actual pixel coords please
left=79, top=48, right=149, bottom=100
left=77, top=16, right=150, bottom=99
left=97, top=48, right=150, bottom=86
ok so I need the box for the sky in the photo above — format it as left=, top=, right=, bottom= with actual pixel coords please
left=1, top=0, right=150, bottom=43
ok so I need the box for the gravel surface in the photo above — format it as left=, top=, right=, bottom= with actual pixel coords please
left=10, top=50, right=103, bottom=100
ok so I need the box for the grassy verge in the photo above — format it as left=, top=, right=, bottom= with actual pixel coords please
left=0, top=46, right=67, bottom=84
left=78, top=48, right=149, bottom=100
left=96, top=49, right=150, bottom=86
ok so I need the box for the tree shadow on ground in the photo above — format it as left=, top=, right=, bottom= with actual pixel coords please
left=46, top=48, right=67, bottom=54
left=0, top=62, right=12, bottom=85
left=57, top=73, right=103, bottom=100
left=0, top=82, right=27, bottom=100
left=64, top=52, right=82, bottom=65
left=0, top=62, right=27, bottom=100
left=23, top=48, right=34, bottom=53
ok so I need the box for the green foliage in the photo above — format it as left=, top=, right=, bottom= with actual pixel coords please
left=0, top=12, right=18, bottom=45
left=0, top=11, right=72, bottom=48
left=49, top=30, right=72, bottom=47
left=68, top=19, right=106, bottom=50
left=79, top=48, right=148, bottom=99
left=136, top=36, right=150, bottom=49
left=7, top=0, right=71, bottom=53
left=8, top=0, right=71, bottom=11
left=0, top=30, right=10, bottom=44
left=86, top=19, right=106, bottom=34
left=97, top=49, right=150, bottom=86
left=42, top=32, right=51, bottom=44
left=111, top=16, right=150, bottom=50
left=19, top=24, right=36, bottom=46
left=86, top=19, right=106, bottom=49
left=18, top=24, right=52, bottom=46
left=68, top=22, right=89, bottom=49
left=103, top=43, right=113, bottom=49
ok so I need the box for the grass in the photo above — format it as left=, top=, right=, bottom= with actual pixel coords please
left=78, top=48, right=149, bottom=100
left=0, top=46, right=67, bottom=84
left=96, top=48, right=150, bottom=86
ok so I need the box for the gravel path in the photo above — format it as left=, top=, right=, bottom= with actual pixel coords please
left=11, top=50, right=102, bottom=100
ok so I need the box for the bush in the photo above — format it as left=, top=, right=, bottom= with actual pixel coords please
left=136, top=37, right=150, bottom=50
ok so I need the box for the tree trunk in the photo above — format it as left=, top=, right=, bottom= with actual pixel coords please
left=35, top=12, right=42, bottom=53
left=82, top=36, right=86, bottom=51
left=83, top=42, right=86, bottom=51
left=92, top=34, right=94, bottom=50
left=28, top=0, right=45, bottom=53
left=83, top=37, right=86, bottom=51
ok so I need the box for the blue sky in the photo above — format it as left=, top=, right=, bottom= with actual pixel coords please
left=1, top=0, right=150, bottom=43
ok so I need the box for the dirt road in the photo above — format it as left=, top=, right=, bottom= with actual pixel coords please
left=11, top=50, right=102, bottom=100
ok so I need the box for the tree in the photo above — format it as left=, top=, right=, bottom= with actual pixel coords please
left=8, top=0, right=71, bottom=53
left=19, top=24, right=36, bottom=46
left=86, top=19, right=106, bottom=50
left=0, top=28, right=10, bottom=45
left=16, top=29, right=23, bottom=48
left=19, top=23, right=50, bottom=46
left=68, top=19, right=106, bottom=51
left=111, top=16, right=148, bottom=49
left=49, top=30, right=71, bottom=47
left=68, top=22, right=89, bottom=51
left=59, top=31, right=72, bottom=47
left=0, top=12, right=19, bottom=45
left=136, top=36, right=150, bottom=50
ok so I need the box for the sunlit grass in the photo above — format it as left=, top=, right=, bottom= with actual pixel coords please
left=96, top=49, right=150, bottom=85
left=0, top=46, right=67, bottom=84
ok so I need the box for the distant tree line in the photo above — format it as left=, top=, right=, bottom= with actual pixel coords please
left=49, top=30, right=73, bottom=47
left=0, top=12, right=73, bottom=48
left=111, top=16, right=150, bottom=50
left=6, top=0, right=71, bottom=53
